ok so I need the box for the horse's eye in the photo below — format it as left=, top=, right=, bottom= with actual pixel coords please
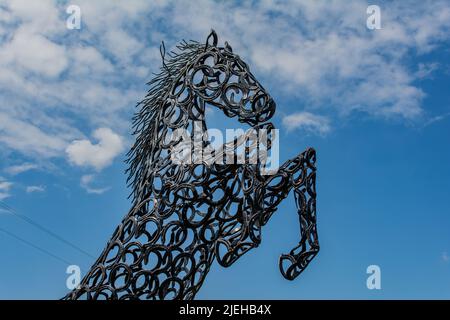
left=252, top=94, right=268, bottom=111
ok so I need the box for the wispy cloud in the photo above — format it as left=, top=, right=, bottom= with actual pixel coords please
left=415, top=63, right=439, bottom=79
left=442, top=251, right=450, bottom=262
left=80, top=174, right=110, bottom=195
left=423, top=112, right=450, bottom=127
left=26, top=185, right=46, bottom=193
left=282, top=112, right=331, bottom=135
left=0, top=113, right=70, bottom=158
left=5, top=163, right=38, bottom=175
left=0, top=177, right=13, bottom=200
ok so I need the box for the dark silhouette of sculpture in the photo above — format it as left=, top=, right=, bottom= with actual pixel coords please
left=64, top=30, right=319, bottom=300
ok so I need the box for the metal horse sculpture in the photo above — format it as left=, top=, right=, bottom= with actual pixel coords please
left=64, top=30, right=319, bottom=300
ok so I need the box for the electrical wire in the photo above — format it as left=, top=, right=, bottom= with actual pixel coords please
left=0, top=200, right=94, bottom=259
left=0, top=226, right=72, bottom=265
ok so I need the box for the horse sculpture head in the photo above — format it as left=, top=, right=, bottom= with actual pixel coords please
left=126, top=30, right=277, bottom=204
left=187, top=30, right=276, bottom=126
left=65, top=30, right=319, bottom=300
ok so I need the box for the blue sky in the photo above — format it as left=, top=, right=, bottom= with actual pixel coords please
left=0, top=0, right=450, bottom=299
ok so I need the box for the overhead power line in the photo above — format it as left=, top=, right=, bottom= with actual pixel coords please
left=0, top=200, right=94, bottom=259
left=0, top=226, right=71, bottom=265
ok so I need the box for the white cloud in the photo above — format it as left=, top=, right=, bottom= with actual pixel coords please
left=0, top=112, right=69, bottom=158
left=4, top=0, right=62, bottom=34
left=164, top=0, right=450, bottom=120
left=69, top=46, right=114, bottom=76
left=104, top=29, right=143, bottom=63
left=0, top=0, right=450, bottom=166
left=0, top=26, right=68, bottom=78
left=80, top=174, right=110, bottom=194
left=283, top=112, right=331, bottom=135
left=0, top=1, right=146, bottom=162
left=5, top=163, right=38, bottom=175
left=0, top=178, right=13, bottom=200
left=442, top=251, right=450, bottom=262
left=66, top=128, right=124, bottom=171
left=26, top=185, right=45, bottom=193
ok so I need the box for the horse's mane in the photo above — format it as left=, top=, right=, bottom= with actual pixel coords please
left=126, top=39, right=205, bottom=203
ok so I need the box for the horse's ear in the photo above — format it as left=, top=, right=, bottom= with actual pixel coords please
left=205, top=29, right=218, bottom=48
left=224, top=41, right=233, bottom=52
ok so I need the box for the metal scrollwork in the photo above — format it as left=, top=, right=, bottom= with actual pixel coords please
left=64, top=30, right=319, bottom=300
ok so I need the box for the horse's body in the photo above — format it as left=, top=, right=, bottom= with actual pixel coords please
left=64, top=31, right=319, bottom=300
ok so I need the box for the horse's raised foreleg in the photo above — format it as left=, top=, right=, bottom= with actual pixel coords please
left=260, top=148, right=319, bottom=280
left=212, top=142, right=319, bottom=281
